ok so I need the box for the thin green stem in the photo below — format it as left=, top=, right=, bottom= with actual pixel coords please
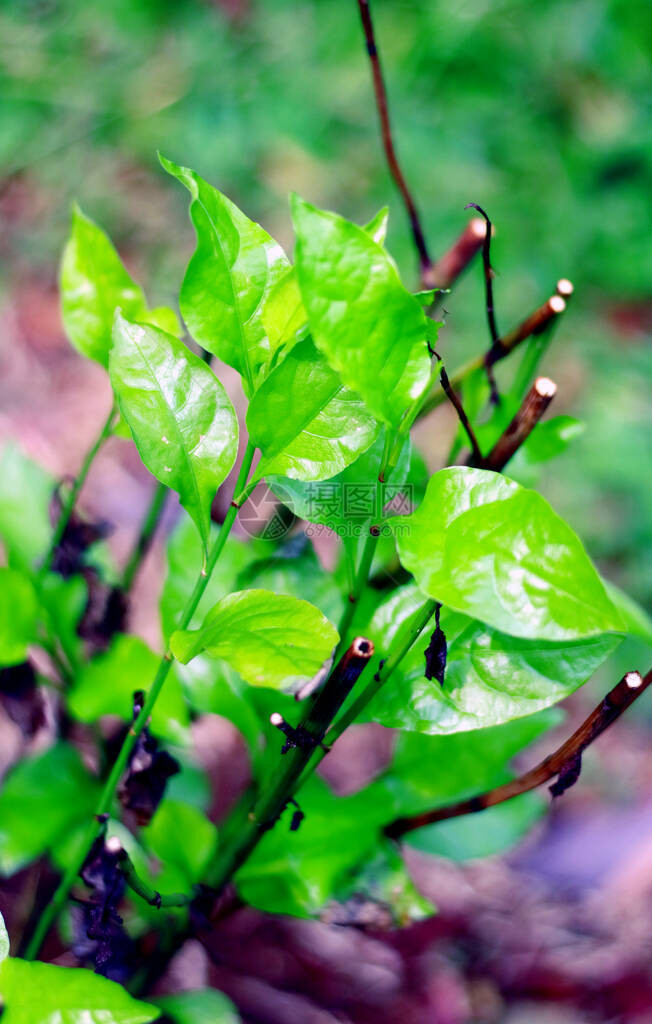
left=121, top=850, right=191, bottom=909
left=24, top=441, right=257, bottom=961
left=121, top=482, right=168, bottom=593
left=41, top=403, right=117, bottom=576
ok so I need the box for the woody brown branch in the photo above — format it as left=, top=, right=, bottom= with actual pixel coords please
left=486, top=295, right=567, bottom=366
left=356, top=0, right=433, bottom=286
left=470, top=376, right=557, bottom=471
left=385, top=668, right=652, bottom=840
left=430, top=217, right=487, bottom=290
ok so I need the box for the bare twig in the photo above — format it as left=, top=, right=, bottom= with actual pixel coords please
left=472, top=376, right=557, bottom=471
left=356, top=0, right=433, bottom=286
left=436, top=356, right=483, bottom=463
left=385, top=668, right=651, bottom=839
left=431, top=217, right=487, bottom=290
left=465, top=203, right=502, bottom=402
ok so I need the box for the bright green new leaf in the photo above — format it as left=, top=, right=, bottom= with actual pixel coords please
left=260, top=267, right=308, bottom=360
left=155, top=990, right=240, bottom=1024
left=247, top=337, right=379, bottom=483
left=360, top=585, right=621, bottom=733
left=0, top=959, right=159, bottom=1024
left=0, top=743, right=100, bottom=875
left=236, top=536, right=343, bottom=624
left=161, top=155, right=290, bottom=394
left=69, top=634, right=190, bottom=743
left=0, top=445, right=53, bottom=572
left=170, top=589, right=338, bottom=689
left=110, top=313, right=238, bottom=551
left=291, top=195, right=431, bottom=426
left=391, top=467, right=624, bottom=640
left=0, top=569, right=38, bottom=666
left=363, top=206, right=389, bottom=245
left=60, top=204, right=179, bottom=366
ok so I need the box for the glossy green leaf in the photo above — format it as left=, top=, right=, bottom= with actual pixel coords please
left=110, top=313, right=238, bottom=551
left=0, top=912, right=9, bottom=963
left=0, top=569, right=38, bottom=666
left=170, top=588, right=338, bottom=689
left=235, top=776, right=387, bottom=917
left=0, top=959, right=159, bottom=1024
left=60, top=204, right=179, bottom=367
left=391, top=467, right=624, bottom=640
left=247, top=337, right=379, bottom=484
left=69, top=634, right=190, bottom=743
left=0, top=743, right=100, bottom=875
left=144, top=800, right=218, bottom=889
left=291, top=195, right=431, bottom=426
left=360, top=584, right=621, bottom=733
left=161, top=155, right=290, bottom=394
left=0, top=445, right=53, bottom=572
left=155, top=990, right=240, bottom=1024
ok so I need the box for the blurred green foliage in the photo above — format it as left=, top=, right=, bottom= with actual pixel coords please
left=1, top=0, right=650, bottom=673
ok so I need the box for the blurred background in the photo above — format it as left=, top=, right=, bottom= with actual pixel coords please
left=0, top=1, right=650, bottom=1020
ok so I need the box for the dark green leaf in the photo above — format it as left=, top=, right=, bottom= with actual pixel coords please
left=0, top=958, right=159, bottom=1024
left=291, top=195, right=431, bottom=426
left=144, top=800, right=218, bottom=890
left=0, top=569, right=38, bottom=666
left=391, top=467, right=624, bottom=640
left=110, top=313, right=238, bottom=551
left=247, top=336, right=379, bottom=484
left=60, top=204, right=179, bottom=367
left=334, top=843, right=434, bottom=926
left=0, top=743, right=100, bottom=875
left=170, top=589, right=338, bottom=690
left=360, top=584, right=621, bottom=733
left=235, top=776, right=386, bottom=917
left=68, top=635, right=190, bottom=743
left=235, top=536, right=343, bottom=624
left=155, top=990, right=240, bottom=1024
left=160, top=156, right=290, bottom=395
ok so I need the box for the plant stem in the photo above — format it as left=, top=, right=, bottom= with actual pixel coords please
left=121, top=482, right=169, bottom=593
left=24, top=441, right=257, bottom=961
left=41, top=403, right=117, bottom=575
left=205, top=600, right=438, bottom=894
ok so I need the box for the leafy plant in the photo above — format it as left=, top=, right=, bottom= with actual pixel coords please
left=0, top=2, right=650, bottom=1019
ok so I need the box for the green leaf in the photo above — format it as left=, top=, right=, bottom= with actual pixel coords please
left=260, top=267, right=308, bottom=360
left=160, top=516, right=263, bottom=640
left=603, top=580, right=652, bottom=644
left=334, top=843, right=434, bottom=926
left=363, top=206, right=389, bottom=245
left=235, top=776, right=386, bottom=917
left=68, top=635, right=190, bottom=743
left=170, top=589, right=338, bottom=689
left=247, top=337, right=379, bottom=484
left=40, top=574, right=87, bottom=672
left=0, top=959, right=159, bottom=1024
left=155, top=990, right=240, bottom=1024
left=391, top=467, right=624, bottom=640
left=60, top=204, right=179, bottom=367
left=144, top=800, right=218, bottom=889
left=235, top=536, right=343, bottom=624
left=0, top=569, right=38, bottom=666
left=0, top=445, right=53, bottom=572
left=0, top=743, right=100, bottom=875
left=110, top=313, right=238, bottom=551
left=406, top=793, right=545, bottom=861
left=291, top=195, right=431, bottom=427
left=507, top=416, right=585, bottom=487
left=0, top=912, right=9, bottom=963
left=160, top=155, right=290, bottom=394
left=359, top=584, right=621, bottom=733
left=372, top=710, right=558, bottom=820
